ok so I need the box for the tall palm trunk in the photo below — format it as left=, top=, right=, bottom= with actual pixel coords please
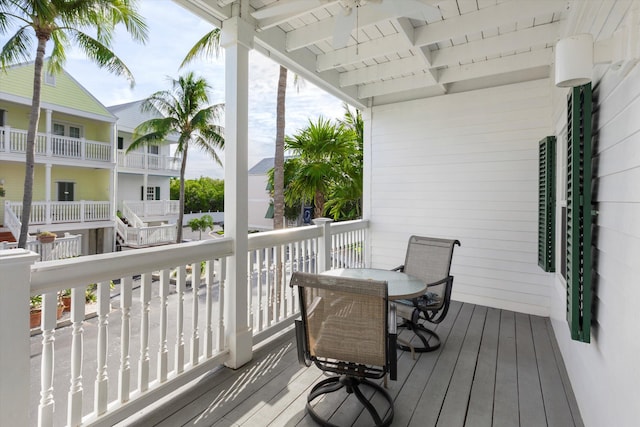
left=314, top=191, right=324, bottom=218
left=18, top=36, right=48, bottom=248
left=273, top=66, right=287, bottom=230
left=177, top=144, right=188, bottom=243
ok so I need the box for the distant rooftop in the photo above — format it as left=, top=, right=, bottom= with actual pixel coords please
left=249, top=156, right=294, bottom=175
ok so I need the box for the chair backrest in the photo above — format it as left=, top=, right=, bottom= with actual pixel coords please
left=403, top=236, right=460, bottom=289
left=290, top=271, right=389, bottom=369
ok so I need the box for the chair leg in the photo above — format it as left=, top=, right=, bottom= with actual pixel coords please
left=397, top=320, right=441, bottom=353
left=306, top=376, right=394, bottom=427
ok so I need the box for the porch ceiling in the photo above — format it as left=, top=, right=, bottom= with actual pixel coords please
left=175, top=0, right=576, bottom=107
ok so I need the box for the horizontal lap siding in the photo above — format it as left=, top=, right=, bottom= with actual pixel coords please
left=368, top=79, right=554, bottom=315
left=551, top=58, right=640, bottom=427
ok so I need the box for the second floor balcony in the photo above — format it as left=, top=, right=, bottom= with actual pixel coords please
left=117, top=149, right=181, bottom=174
left=0, top=126, right=111, bottom=163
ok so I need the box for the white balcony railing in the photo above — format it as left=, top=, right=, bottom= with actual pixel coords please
left=116, top=217, right=177, bottom=247
left=0, top=233, right=82, bottom=261
left=0, top=218, right=368, bottom=427
left=117, top=149, right=181, bottom=172
left=5, top=200, right=112, bottom=225
left=123, top=200, right=180, bottom=219
left=0, top=126, right=111, bottom=162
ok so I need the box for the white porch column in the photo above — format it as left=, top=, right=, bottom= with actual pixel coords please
left=45, top=163, right=52, bottom=224
left=362, top=108, right=373, bottom=267
left=143, top=173, right=148, bottom=217
left=45, top=109, right=52, bottom=156
left=0, top=249, right=39, bottom=426
left=221, top=12, right=253, bottom=369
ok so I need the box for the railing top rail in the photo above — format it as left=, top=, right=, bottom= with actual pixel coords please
left=30, top=237, right=233, bottom=294
left=330, top=219, right=370, bottom=233
left=248, top=225, right=322, bottom=250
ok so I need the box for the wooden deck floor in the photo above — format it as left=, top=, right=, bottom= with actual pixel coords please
left=120, top=301, right=584, bottom=427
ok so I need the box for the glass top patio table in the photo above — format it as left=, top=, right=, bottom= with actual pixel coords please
left=322, top=268, right=427, bottom=300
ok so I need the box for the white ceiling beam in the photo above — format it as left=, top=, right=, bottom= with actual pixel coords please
left=317, top=33, right=409, bottom=71
left=359, top=48, right=552, bottom=98
left=173, top=0, right=231, bottom=27
left=437, top=48, right=552, bottom=84
left=413, top=0, right=567, bottom=47
left=340, top=56, right=425, bottom=87
left=358, top=72, right=446, bottom=98
left=394, top=17, right=442, bottom=88
left=255, top=0, right=339, bottom=30
left=431, top=21, right=561, bottom=68
left=285, top=6, right=393, bottom=51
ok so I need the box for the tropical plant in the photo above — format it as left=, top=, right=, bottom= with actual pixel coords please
left=325, top=104, right=364, bottom=220
left=0, top=0, right=148, bottom=248
left=128, top=72, right=224, bottom=243
left=170, top=177, right=224, bottom=213
left=284, top=117, right=357, bottom=218
left=188, top=214, right=214, bottom=240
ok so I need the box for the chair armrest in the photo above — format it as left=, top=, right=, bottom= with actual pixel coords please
left=294, top=319, right=312, bottom=367
left=392, top=265, right=404, bottom=272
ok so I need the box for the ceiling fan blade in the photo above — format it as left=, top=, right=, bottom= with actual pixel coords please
left=252, top=0, right=325, bottom=20
left=333, top=11, right=356, bottom=49
left=378, top=0, right=442, bottom=21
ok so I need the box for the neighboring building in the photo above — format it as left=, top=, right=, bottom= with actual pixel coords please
left=248, top=157, right=275, bottom=231
left=108, top=100, right=180, bottom=226
left=0, top=61, right=116, bottom=255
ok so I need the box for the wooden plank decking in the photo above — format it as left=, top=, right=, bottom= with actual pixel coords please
left=120, top=302, right=583, bottom=427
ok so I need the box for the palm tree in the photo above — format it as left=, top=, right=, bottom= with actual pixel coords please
left=274, top=65, right=287, bottom=230
left=0, top=0, right=147, bottom=248
left=128, top=72, right=224, bottom=243
left=285, top=117, right=356, bottom=218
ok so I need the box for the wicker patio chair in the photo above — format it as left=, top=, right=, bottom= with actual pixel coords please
left=394, top=236, right=460, bottom=353
left=290, top=271, right=397, bottom=427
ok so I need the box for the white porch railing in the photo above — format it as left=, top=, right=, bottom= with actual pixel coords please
left=3, top=200, right=22, bottom=240
left=0, top=126, right=111, bottom=162
left=123, top=200, right=180, bottom=218
left=0, top=218, right=368, bottom=427
left=0, top=233, right=82, bottom=261
left=121, top=203, right=146, bottom=228
left=116, top=217, right=177, bottom=247
left=6, top=200, right=112, bottom=225
left=117, top=150, right=181, bottom=172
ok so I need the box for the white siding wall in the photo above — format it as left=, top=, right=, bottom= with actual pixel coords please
left=367, top=79, right=554, bottom=315
left=117, top=174, right=171, bottom=205
left=550, top=61, right=640, bottom=427
left=248, top=174, right=273, bottom=230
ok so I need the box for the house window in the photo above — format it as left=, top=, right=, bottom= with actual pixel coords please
left=148, top=145, right=159, bottom=155
left=53, top=123, right=82, bottom=138
left=0, top=109, right=5, bottom=127
left=117, top=137, right=124, bottom=150
left=141, top=186, right=161, bottom=201
left=44, top=73, right=56, bottom=86
left=69, top=126, right=80, bottom=139
left=57, top=182, right=74, bottom=201
left=53, top=123, right=65, bottom=136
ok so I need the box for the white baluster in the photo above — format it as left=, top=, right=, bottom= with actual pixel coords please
left=94, top=281, right=110, bottom=416
left=217, top=260, right=226, bottom=352
left=204, top=260, right=214, bottom=358
left=119, top=277, right=132, bottom=403
left=266, top=248, right=273, bottom=327
left=67, top=286, right=84, bottom=426
left=247, top=252, right=254, bottom=332
left=38, top=292, right=57, bottom=427
left=158, top=269, right=169, bottom=383
left=139, top=274, right=151, bottom=392
left=191, top=262, right=200, bottom=366
left=175, top=265, right=185, bottom=374
left=256, top=249, right=264, bottom=333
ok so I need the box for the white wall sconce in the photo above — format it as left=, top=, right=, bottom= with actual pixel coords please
left=555, top=5, right=640, bottom=87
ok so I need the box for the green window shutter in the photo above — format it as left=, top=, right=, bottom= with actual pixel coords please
left=141, top=186, right=144, bottom=200
left=566, top=83, right=593, bottom=343
left=265, top=204, right=274, bottom=219
left=538, top=136, right=556, bottom=272
left=155, top=187, right=161, bottom=200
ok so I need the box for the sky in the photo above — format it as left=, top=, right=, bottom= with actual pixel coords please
left=22, top=0, right=346, bottom=179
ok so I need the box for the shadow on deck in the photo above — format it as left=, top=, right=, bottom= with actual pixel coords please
left=119, top=301, right=584, bottom=427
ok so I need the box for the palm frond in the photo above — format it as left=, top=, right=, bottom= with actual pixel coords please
left=71, top=30, right=135, bottom=86
left=181, top=28, right=221, bottom=68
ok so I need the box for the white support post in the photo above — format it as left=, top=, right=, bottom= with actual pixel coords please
left=45, top=109, right=52, bottom=157
left=0, top=249, right=39, bottom=427
left=221, top=12, right=254, bottom=369
left=313, top=218, right=333, bottom=273
left=362, top=107, right=373, bottom=268
left=45, top=163, right=52, bottom=224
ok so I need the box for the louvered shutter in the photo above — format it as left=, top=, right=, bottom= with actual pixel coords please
left=538, top=136, right=556, bottom=272
left=566, top=83, right=593, bottom=343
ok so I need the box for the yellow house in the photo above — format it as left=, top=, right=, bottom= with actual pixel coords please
left=0, top=61, right=116, bottom=254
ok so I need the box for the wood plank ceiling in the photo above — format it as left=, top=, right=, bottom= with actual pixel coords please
left=176, top=0, right=571, bottom=107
